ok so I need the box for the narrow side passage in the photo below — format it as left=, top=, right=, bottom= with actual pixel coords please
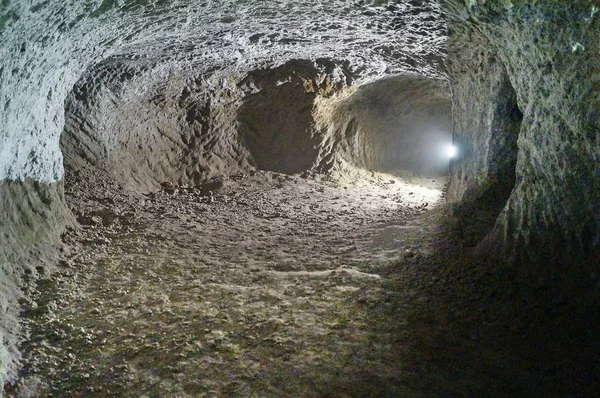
left=313, top=75, right=452, bottom=176
left=236, top=59, right=350, bottom=174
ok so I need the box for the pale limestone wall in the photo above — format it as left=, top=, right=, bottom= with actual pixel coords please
left=313, top=75, right=451, bottom=174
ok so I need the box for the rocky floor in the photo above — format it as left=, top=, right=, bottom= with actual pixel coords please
left=9, top=170, right=444, bottom=397
left=6, top=170, right=599, bottom=397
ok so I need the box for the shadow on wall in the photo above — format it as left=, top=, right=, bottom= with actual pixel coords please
left=236, top=58, right=355, bottom=175
left=446, top=24, right=523, bottom=250
left=446, top=1, right=600, bottom=274
left=237, top=82, right=320, bottom=174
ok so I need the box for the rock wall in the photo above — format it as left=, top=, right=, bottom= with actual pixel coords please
left=61, top=57, right=452, bottom=192
left=0, top=0, right=448, bottom=389
left=0, top=181, right=72, bottom=389
left=61, top=58, right=358, bottom=192
left=61, top=58, right=251, bottom=193
left=0, top=0, right=445, bottom=184
left=445, top=1, right=600, bottom=283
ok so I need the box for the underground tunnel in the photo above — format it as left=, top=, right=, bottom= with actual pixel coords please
left=1, top=1, right=599, bottom=396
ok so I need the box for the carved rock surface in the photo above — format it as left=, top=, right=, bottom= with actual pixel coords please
left=445, top=1, right=599, bottom=278
left=0, top=0, right=447, bottom=388
left=0, top=0, right=446, bottom=183
left=1, top=0, right=598, bottom=392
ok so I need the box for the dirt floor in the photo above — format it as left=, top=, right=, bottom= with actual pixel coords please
left=6, top=169, right=600, bottom=397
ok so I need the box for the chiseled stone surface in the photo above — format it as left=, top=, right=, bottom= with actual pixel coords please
left=60, top=58, right=356, bottom=192
left=0, top=0, right=446, bottom=183
left=1, top=0, right=598, bottom=393
left=313, top=75, right=451, bottom=174
left=1, top=0, right=447, bottom=389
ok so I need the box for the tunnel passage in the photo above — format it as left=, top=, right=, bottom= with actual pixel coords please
left=43, top=57, right=459, bottom=397
left=313, top=75, right=452, bottom=177
left=1, top=0, right=599, bottom=395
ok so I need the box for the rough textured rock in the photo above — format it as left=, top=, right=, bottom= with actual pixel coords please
left=0, top=0, right=446, bottom=183
left=62, top=57, right=450, bottom=192
left=0, top=180, right=72, bottom=389
left=2, top=0, right=598, bottom=393
left=0, top=0, right=447, bottom=388
left=60, top=59, right=253, bottom=193
left=445, top=1, right=599, bottom=285
left=445, top=23, right=522, bottom=247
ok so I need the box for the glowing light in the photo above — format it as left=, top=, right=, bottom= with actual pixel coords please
left=446, top=145, right=458, bottom=159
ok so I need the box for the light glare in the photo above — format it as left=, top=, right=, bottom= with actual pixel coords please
left=446, top=145, right=458, bottom=159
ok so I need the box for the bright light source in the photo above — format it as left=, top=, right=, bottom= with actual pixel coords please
left=446, top=145, right=458, bottom=159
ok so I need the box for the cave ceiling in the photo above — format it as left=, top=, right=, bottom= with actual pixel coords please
left=0, top=0, right=447, bottom=182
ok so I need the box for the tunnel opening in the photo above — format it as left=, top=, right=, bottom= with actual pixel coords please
left=235, top=59, right=349, bottom=175
left=237, top=80, right=320, bottom=174
left=313, top=75, right=452, bottom=181
left=4, top=0, right=599, bottom=396
left=57, top=68, right=455, bottom=253
left=59, top=57, right=453, bottom=201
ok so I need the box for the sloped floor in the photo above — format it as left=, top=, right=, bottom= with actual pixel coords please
left=8, top=170, right=599, bottom=397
